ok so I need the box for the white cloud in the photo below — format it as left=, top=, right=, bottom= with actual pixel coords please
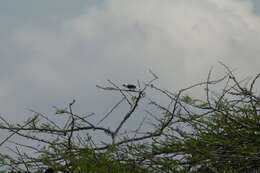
left=1, top=0, right=260, bottom=119
left=1, top=0, right=260, bottom=156
left=66, top=0, right=260, bottom=85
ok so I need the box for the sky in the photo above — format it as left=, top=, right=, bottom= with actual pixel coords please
left=0, top=0, right=260, bottom=130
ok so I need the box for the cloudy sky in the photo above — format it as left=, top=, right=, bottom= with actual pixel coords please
left=0, top=0, right=260, bottom=126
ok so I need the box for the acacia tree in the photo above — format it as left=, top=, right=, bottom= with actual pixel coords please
left=0, top=64, right=259, bottom=173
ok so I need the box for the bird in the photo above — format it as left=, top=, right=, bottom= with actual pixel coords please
left=44, top=168, right=54, bottom=173
left=122, top=84, right=137, bottom=90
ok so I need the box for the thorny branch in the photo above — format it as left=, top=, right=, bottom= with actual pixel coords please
left=0, top=65, right=259, bottom=172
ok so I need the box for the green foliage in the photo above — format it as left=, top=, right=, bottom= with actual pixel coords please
left=74, top=149, right=146, bottom=173
left=0, top=69, right=259, bottom=173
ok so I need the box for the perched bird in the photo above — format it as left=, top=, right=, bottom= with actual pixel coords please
left=122, top=84, right=137, bottom=90
left=45, top=168, right=54, bottom=173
